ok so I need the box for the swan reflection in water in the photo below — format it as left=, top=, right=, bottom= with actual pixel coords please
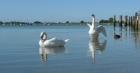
left=39, top=46, right=67, bottom=65
left=88, top=39, right=107, bottom=63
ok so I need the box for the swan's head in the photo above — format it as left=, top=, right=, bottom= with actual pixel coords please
left=40, top=32, right=47, bottom=42
left=92, top=14, right=95, bottom=17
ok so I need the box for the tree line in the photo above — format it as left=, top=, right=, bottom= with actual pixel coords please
left=0, top=20, right=90, bottom=25
left=99, top=17, right=120, bottom=24
left=0, top=17, right=120, bottom=25
left=99, top=17, right=114, bottom=23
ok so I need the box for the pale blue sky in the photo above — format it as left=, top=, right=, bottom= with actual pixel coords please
left=0, top=0, right=139, bottom=22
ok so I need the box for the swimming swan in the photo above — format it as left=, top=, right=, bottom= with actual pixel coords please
left=39, top=32, right=69, bottom=47
left=87, top=14, right=107, bottom=39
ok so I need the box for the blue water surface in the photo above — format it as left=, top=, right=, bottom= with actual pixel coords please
left=0, top=25, right=140, bottom=73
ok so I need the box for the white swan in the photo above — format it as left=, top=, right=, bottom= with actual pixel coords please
left=87, top=14, right=107, bottom=39
left=39, top=32, right=69, bottom=47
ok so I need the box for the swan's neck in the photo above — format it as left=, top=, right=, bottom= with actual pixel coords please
left=92, top=17, right=95, bottom=29
left=43, top=35, right=47, bottom=40
left=43, top=35, right=47, bottom=42
left=41, top=33, right=47, bottom=42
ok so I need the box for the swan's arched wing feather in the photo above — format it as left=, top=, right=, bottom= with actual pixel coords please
left=48, top=37, right=58, bottom=41
left=47, top=38, right=65, bottom=46
left=48, top=38, right=64, bottom=43
left=87, top=23, right=92, bottom=28
left=97, top=25, right=107, bottom=37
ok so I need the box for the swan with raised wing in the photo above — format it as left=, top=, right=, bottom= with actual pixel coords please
left=39, top=32, right=69, bottom=47
left=87, top=14, right=107, bottom=39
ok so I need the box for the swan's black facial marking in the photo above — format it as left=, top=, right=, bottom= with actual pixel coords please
left=92, top=14, right=95, bottom=17
left=40, top=32, right=46, bottom=42
left=41, top=32, right=44, bottom=39
left=40, top=32, right=44, bottom=41
left=41, top=35, right=43, bottom=39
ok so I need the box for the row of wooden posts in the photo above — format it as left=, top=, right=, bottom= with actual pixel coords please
left=113, top=12, right=140, bottom=30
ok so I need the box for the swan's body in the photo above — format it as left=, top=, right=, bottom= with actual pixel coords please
left=39, top=32, right=69, bottom=47
left=87, top=14, right=107, bottom=39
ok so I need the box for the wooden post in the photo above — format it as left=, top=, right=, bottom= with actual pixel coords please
left=124, top=15, right=127, bottom=26
left=128, top=16, right=130, bottom=26
left=133, top=16, right=135, bottom=29
left=114, top=15, right=116, bottom=28
left=130, top=16, right=132, bottom=26
left=136, top=20, right=138, bottom=30
left=138, top=20, right=140, bottom=30
left=136, top=15, right=138, bottom=30
left=138, top=11, right=140, bottom=30
left=135, top=12, right=138, bottom=30
left=119, top=15, right=122, bottom=27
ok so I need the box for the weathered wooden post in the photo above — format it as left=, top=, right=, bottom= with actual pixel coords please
left=135, top=12, right=138, bottom=30
left=128, top=16, right=130, bottom=26
left=130, top=16, right=132, bottom=26
left=119, top=15, right=122, bottom=27
left=113, top=15, right=116, bottom=28
left=132, top=16, right=135, bottom=29
left=127, top=16, right=131, bottom=31
left=124, top=15, right=128, bottom=26
left=138, top=11, right=140, bottom=30
left=139, top=20, right=140, bottom=30
left=136, top=20, right=138, bottom=30
left=136, top=15, right=139, bottom=30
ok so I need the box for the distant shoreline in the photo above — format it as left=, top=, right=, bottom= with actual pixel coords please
left=0, top=23, right=113, bottom=26
left=0, top=22, right=121, bottom=26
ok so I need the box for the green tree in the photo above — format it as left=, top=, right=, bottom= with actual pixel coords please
left=66, top=21, right=69, bottom=24
left=0, top=21, right=3, bottom=25
left=34, top=21, right=42, bottom=24
left=108, top=17, right=113, bottom=23
left=99, top=19, right=108, bottom=23
left=80, top=20, right=84, bottom=24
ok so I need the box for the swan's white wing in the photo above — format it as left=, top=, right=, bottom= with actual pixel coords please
left=97, top=25, right=107, bottom=37
left=49, top=38, right=64, bottom=42
left=87, top=23, right=92, bottom=28
left=48, top=37, right=58, bottom=41
left=46, top=38, right=65, bottom=46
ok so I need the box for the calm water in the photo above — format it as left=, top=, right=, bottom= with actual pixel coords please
left=0, top=25, right=140, bottom=73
